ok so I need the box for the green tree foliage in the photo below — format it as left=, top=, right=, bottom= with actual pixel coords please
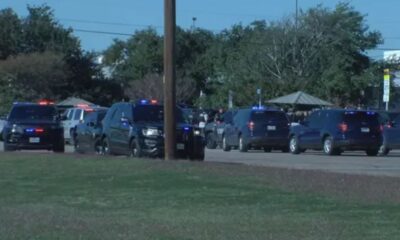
left=0, top=3, right=384, bottom=112
left=21, top=5, right=80, bottom=54
left=0, top=5, right=122, bottom=114
left=104, top=28, right=163, bottom=83
left=103, top=27, right=215, bottom=104
left=204, top=3, right=382, bottom=108
left=0, top=8, right=22, bottom=60
left=0, top=51, right=69, bottom=113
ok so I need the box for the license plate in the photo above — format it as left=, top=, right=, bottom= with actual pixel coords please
left=217, top=128, right=224, bottom=134
left=199, top=122, right=206, bottom=128
left=29, top=137, right=40, bottom=143
left=361, top=127, right=370, bottom=133
left=267, top=125, right=276, bottom=131
left=176, top=143, right=185, bottom=150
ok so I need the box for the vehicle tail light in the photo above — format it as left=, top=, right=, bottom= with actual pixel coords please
left=35, top=128, right=44, bottom=133
left=338, top=122, right=348, bottom=133
left=247, top=121, right=255, bottom=131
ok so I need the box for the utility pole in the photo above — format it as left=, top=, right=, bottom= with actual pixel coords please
left=164, top=0, right=176, bottom=160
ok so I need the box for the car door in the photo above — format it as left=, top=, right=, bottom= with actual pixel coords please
left=216, top=111, right=235, bottom=144
left=82, top=112, right=97, bottom=151
left=228, top=110, right=248, bottom=147
left=118, top=104, right=132, bottom=154
left=109, top=105, right=123, bottom=153
left=63, top=109, right=74, bottom=138
left=386, top=115, right=400, bottom=149
left=223, top=110, right=238, bottom=146
left=298, top=111, right=322, bottom=148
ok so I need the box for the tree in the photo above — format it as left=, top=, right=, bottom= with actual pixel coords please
left=0, top=8, right=22, bottom=60
left=0, top=51, right=70, bottom=113
left=21, top=5, right=79, bottom=54
left=0, top=5, right=122, bottom=111
left=203, top=3, right=382, bottom=108
left=103, top=27, right=216, bottom=104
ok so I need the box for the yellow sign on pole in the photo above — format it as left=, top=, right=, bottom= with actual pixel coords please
left=383, top=68, right=390, bottom=106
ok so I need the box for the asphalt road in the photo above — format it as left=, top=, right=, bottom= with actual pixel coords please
left=1, top=142, right=400, bottom=177
left=206, top=149, right=400, bottom=177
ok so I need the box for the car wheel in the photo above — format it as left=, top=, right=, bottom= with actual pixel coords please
left=102, top=137, right=111, bottom=155
left=238, top=136, right=248, bottom=152
left=366, top=148, right=379, bottom=156
left=289, top=136, right=301, bottom=154
left=378, top=144, right=390, bottom=156
left=206, top=133, right=217, bottom=149
left=94, top=140, right=103, bottom=154
left=130, top=138, right=143, bottom=158
left=323, top=136, right=339, bottom=155
left=222, top=136, right=231, bottom=152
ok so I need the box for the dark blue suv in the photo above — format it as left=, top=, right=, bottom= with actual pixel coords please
left=222, top=107, right=290, bottom=152
left=289, top=109, right=382, bottom=156
left=379, top=113, right=400, bottom=156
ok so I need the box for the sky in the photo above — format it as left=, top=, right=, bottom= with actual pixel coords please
left=1, top=0, right=399, bottom=58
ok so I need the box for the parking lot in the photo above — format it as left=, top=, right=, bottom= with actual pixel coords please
left=2, top=142, right=400, bottom=178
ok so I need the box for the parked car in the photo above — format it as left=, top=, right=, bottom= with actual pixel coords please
left=62, top=105, right=106, bottom=144
left=289, top=109, right=382, bottom=156
left=2, top=102, right=64, bottom=152
left=74, top=108, right=108, bottom=154
left=204, top=110, right=236, bottom=149
left=379, top=113, right=400, bottom=156
left=100, top=100, right=205, bottom=160
left=222, top=107, right=290, bottom=152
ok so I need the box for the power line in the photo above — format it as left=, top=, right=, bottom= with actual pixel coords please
left=70, top=27, right=400, bottom=51
left=59, top=18, right=163, bottom=29
left=74, top=28, right=133, bottom=36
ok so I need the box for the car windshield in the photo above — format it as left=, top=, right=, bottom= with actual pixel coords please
left=251, top=111, right=288, bottom=123
left=133, top=105, right=185, bottom=123
left=342, top=111, right=380, bottom=126
left=8, top=105, right=57, bottom=121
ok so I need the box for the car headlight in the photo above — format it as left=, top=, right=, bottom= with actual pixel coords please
left=11, top=124, right=23, bottom=133
left=194, top=129, right=201, bottom=136
left=142, top=128, right=160, bottom=136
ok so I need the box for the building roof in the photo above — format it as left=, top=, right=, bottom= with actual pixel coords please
left=57, top=97, right=95, bottom=106
left=267, top=91, right=333, bottom=106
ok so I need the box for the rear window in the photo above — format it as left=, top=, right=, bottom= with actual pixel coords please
left=342, top=111, right=380, bottom=126
left=8, top=105, right=57, bottom=121
left=251, top=111, right=288, bottom=123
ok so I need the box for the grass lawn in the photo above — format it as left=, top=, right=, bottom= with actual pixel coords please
left=0, top=153, right=399, bottom=240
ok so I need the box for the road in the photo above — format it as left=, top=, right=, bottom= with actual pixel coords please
left=1, top=142, right=400, bottom=177
left=206, top=149, right=400, bottom=177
